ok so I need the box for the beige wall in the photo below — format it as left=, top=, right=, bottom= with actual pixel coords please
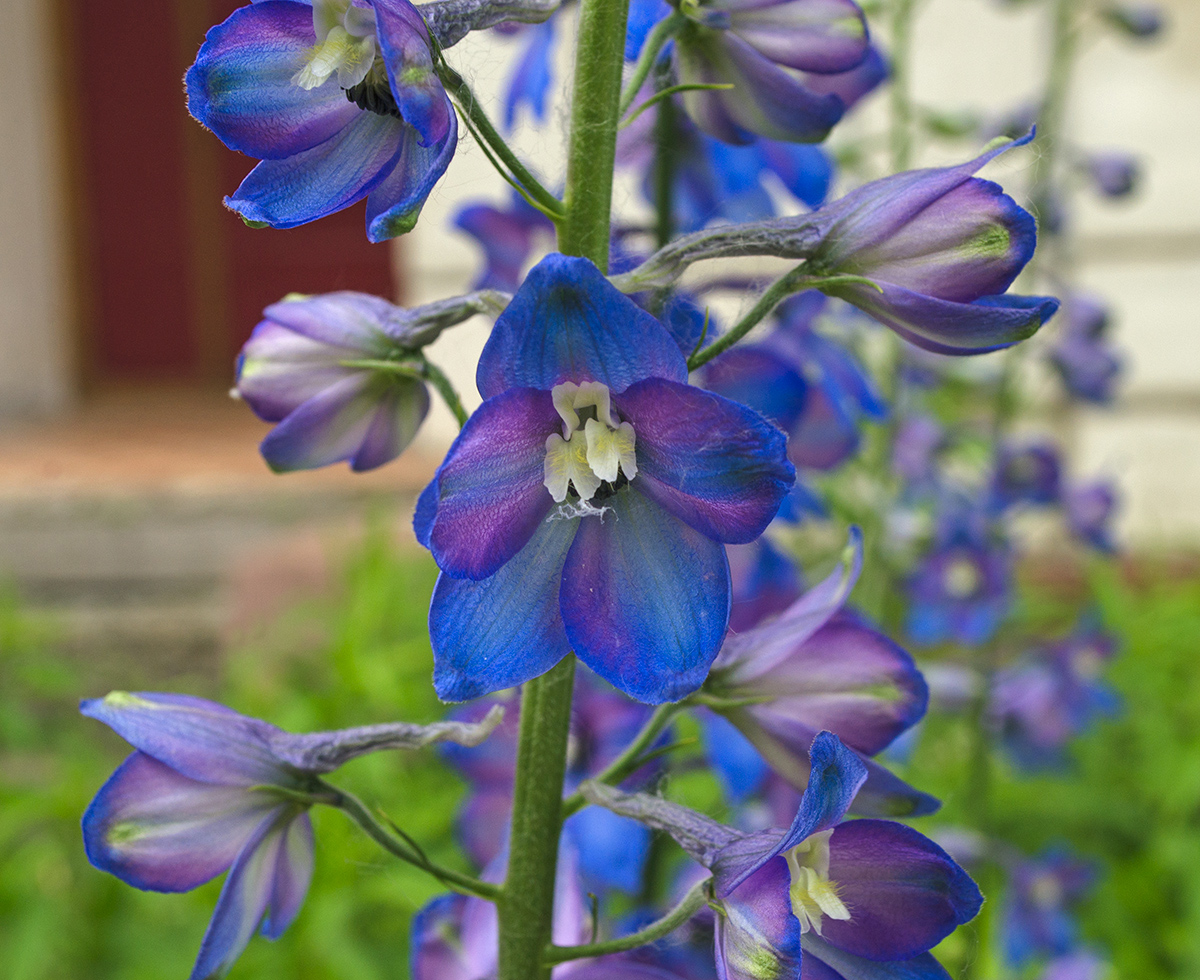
left=0, top=0, right=73, bottom=420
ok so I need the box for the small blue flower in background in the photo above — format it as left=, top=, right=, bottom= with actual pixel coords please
left=81, top=692, right=502, bottom=980
left=415, top=254, right=794, bottom=704
left=705, top=530, right=938, bottom=818
left=1001, top=848, right=1097, bottom=969
left=1080, top=151, right=1139, bottom=198
left=1064, top=479, right=1119, bottom=552
left=991, top=441, right=1063, bottom=511
left=672, top=0, right=870, bottom=143
left=703, top=292, right=887, bottom=471
left=803, top=132, right=1060, bottom=354
left=587, top=732, right=981, bottom=980
left=454, top=190, right=556, bottom=292
left=892, top=413, right=945, bottom=490
left=991, top=617, right=1120, bottom=769
left=1101, top=2, right=1165, bottom=39
left=1041, top=949, right=1109, bottom=980
left=907, top=498, right=1012, bottom=647
left=187, top=0, right=456, bottom=241
left=1048, top=295, right=1122, bottom=404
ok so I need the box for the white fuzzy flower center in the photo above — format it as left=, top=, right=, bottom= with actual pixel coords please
left=293, top=0, right=379, bottom=91
left=785, top=830, right=851, bottom=935
left=543, top=381, right=637, bottom=504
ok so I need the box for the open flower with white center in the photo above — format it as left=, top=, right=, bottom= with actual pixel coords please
left=186, top=0, right=456, bottom=241
left=414, top=253, right=795, bottom=704
left=585, top=732, right=983, bottom=980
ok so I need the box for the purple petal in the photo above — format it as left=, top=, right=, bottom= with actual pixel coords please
left=800, top=935, right=953, bottom=980
left=569, top=960, right=699, bottom=980
left=827, top=281, right=1059, bottom=355
left=80, top=692, right=293, bottom=786
left=717, top=528, right=862, bottom=682
left=675, top=29, right=845, bottom=144
left=185, top=1, right=360, bottom=160
left=561, top=490, right=730, bottom=704
left=82, top=752, right=281, bottom=892
left=366, top=101, right=458, bottom=240
left=820, top=819, right=982, bottom=960
left=423, top=387, right=559, bottom=579
left=716, top=858, right=803, bottom=980
left=236, top=320, right=363, bottom=423
left=259, top=373, right=428, bottom=473
left=788, top=375, right=862, bottom=470
left=703, top=345, right=809, bottom=432
left=713, top=731, right=866, bottom=896
left=456, top=788, right=513, bottom=866
left=802, top=44, right=888, bottom=111
left=261, top=812, right=314, bottom=938
left=847, top=178, right=1037, bottom=302
left=411, top=894, right=479, bottom=980
left=727, top=537, right=803, bottom=634
left=430, top=513, right=578, bottom=701
left=226, top=110, right=405, bottom=229
left=809, top=132, right=1035, bottom=265
left=616, top=379, right=795, bottom=544
left=722, top=0, right=869, bottom=73
left=477, top=254, right=688, bottom=399
left=372, top=0, right=451, bottom=145
left=260, top=291, right=399, bottom=347
left=190, top=811, right=296, bottom=980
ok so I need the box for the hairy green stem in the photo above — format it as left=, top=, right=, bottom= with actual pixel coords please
left=544, top=880, right=708, bottom=964
left=561, top=703, right=679, bottom=818
left=498, top=657, right=577, bottom=980
left=558, top=0, right=633, bottom=266
left=437, top=63, right=566, bottom=218
left=325, top=784, right=501, bottom=901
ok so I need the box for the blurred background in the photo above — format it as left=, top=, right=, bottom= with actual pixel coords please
left=0, top=0, right=1198, bottom=977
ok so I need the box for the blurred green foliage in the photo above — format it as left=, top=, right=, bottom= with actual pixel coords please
left=2, top=530, right=1199, bottom=979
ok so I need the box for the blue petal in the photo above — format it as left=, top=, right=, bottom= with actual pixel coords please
left=504, top=19, right=557, bottom=129
left=372, top=0, right=452, bottom=146
left=760, top=140, right=835, bottom=208
left=561, top=490, right=730, bottom=704
left=566, top=807, right=652, bottom=894
left=366, top=102, right=458, bottom=240
left=713, top=731, right=866, bottom=896
left=477, top=254, right=688, bottom=399
left=625, top=0, right=673, bottom=59
left=716, top=857, right=803, bottom=980
left=701, top=710, right=770, bottom=803
left=226, top=110, right=405, bottom=229
left=703, top=344, right=809, bottom=432
left=430, top=513, right=578, bottom=701
left=185, top=1, right=359, bottom=160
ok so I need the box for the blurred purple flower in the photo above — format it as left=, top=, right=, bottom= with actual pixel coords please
left=1048, top=295, right=1122, bottom=404
left=455, top=190, right=555, bottom=292
left=991, top=441, right=1063, bottom=510
left=1082, top=151, right=1139, bottom=198
left=1002, top=849, right=1097, bottom=968
left=1064, top=479, right=1119, bottom=552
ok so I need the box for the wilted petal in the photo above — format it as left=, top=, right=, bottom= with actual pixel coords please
left=561, top=490, right=730, bottom=704
left=261, top=812, right=315, bottom=939
left=226, top=110, right=405, bottom=229
left=366, top=104, right=458, bottom=240
left=83, top=752, right=282, bottom=892
left=616, top=378, right=795, bottom=544
left=675, top=28, right=845, bottom=144
left=713, top=731, right=866, bottom=896
left=820, top=819, right=982, bottom=960
left=422, top=386, right=559, bottom=579
left=81, top=692, right=292, bottom=786
left=430, top=513, right=578, bottom=701
left=825, top=281, right=1059, bottom=355
left=186, top=2, right=360, bottom=160
left=420, top=0, right=560, bottom=48
left=722, top=0, right=868, bottom=73
left=190, top=811, right=296, bottom=980
left=716, top=858, right=803, bottom=980
left=477, top=255, right=688, bottom=399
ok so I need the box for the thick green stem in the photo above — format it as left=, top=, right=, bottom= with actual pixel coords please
left=889, top=0, right=918, bottom=173
left=498, top=657, right=577, bottom=980
left=558, top=0, right=633, bottom=267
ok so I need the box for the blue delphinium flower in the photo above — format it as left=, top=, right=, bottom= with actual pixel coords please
left=991, top=618, right=1120, bottom=769
left=1001, top=849, right=1097, bottom=969
left=1047, top=295, right=1122, bottom=404
left=991, top=441, right=1063, bottom=511
left=1101, top=2, right=1165, bottom=38
left=236, top=289, right=503, bottom=472
left=672, top=0, right=871, bottom=143
left=704, top=292, right=887, bottom=471
left=80, top=692, right=501, bottom=980
left=186, top=0, right=457, bottom=241
left=415, top=253, right=795, bottom=704
left=454, top=190, right=556, bottom=292
left=1041, top=950, right=1109, bottom=980
left=1064, top=479, right=1118, bottom=552
left=704, top=531, right=938, bottom=817
left=1081, top=151, right=1139, bottom=198
left=586, top=732, right=982, bottom=980
left=907, top=498, right=1012, bottom=646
